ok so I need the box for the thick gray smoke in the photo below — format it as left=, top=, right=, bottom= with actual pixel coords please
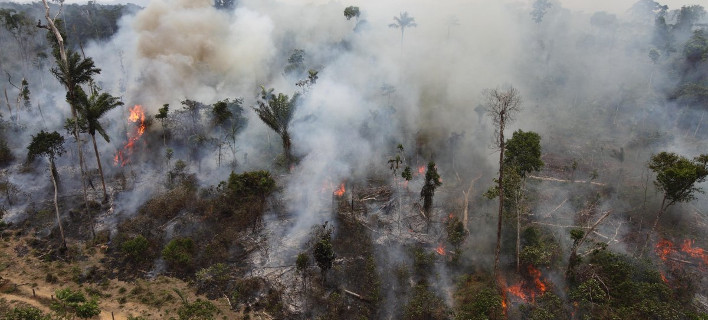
left=1, top=0, right=707, bottom=315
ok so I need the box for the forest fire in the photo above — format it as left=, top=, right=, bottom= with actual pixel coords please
left=655, top=238, right=708, bottom=268
left=417, top=166, right=425, bottom=175
left=680, top=239, right=708, bottom=265
left=114, top=105, right=146, bottom=167
left=504, top=265, right=548, bottom=304
left=435, top=243, right=446, bottom=256
left=655, top=238, right=674, bottom=262
left=528, top=265, right=547, bottom=294
left=333, top=183, right=345, bottom=197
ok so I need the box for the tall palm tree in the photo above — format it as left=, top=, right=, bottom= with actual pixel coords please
left=77, top=87, right=122, bottom=202
left=253, top=86, right=299, bottom=165
left=50, top=50, right=100, bottom=214
left=389, top=11, right=417, bottom=47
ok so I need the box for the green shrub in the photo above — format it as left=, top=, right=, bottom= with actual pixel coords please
left=121, top=235, right=149, bottom=262
left=51, top=288, right=100, bottom=319
left=7, top=305, right=50, bottom=320
left=177, top=299, right=218, bottom=320
left=162, top=238, right=195, bottom=269
left=403, top=283, right=449, bottom=320
left=454, top=275, right=504, bottom=320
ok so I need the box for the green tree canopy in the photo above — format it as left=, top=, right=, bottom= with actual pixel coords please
left=649, top=151, right=708, bottom=205
left=27, top=130, right=65, bottom=163
left=504, top=130, right=544, bottom=177
left=344, top=6, right=360, bottom=20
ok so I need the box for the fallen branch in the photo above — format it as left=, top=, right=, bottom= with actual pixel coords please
left=528, top=175, right=606, bottom=186
left=342, top=288, right=371, bottom=302
left=543, top=198, right=568, bottom=218
left=668, top=257, right=699, bottom=266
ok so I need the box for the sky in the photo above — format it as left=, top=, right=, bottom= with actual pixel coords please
left=0, top=0, right=700, bottom=15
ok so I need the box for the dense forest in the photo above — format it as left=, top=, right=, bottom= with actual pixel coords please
left=0, top=0, right=707, bottom=319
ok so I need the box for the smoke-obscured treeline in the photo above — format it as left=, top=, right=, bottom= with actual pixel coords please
left=0, top=0, right=707, bottom=319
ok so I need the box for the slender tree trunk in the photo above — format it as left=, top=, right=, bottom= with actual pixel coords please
left=642, top=195, right=668, bottom=256
left=516, top=189, right=521, bottom=274
left=91, top=134, right=107, bottom=202
left=282, top=131, right=292, bottom=166
left=50, top=159, right=66, bottom=250
left=494, top=114, right=506, bottom=281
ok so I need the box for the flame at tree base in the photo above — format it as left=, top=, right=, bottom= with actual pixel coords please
left=114, top=105, right=146, bottom=167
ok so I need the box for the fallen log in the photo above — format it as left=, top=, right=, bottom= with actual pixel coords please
left=342, top=288, right=371, bottom=302
left=528, top=175, right=606, bottom=186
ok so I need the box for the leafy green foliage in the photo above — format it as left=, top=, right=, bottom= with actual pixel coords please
left=121, top=235, right=149, bottom=262
left=177, top=299, right=218, bottom=320
left=504, top=130, right=543, bottom=178
left=523, top=292, right=568, bottom=320
left=252, top=87, right=299, bottom=163
left=420, top=161, right=442, bottom=217
left=6, top=305, right=50, bottom=320
left=26, top=130, right=65, bottom=163
left=162, top=238, right=196, bottom=270
left=51, top=288, right=100, bottom=319
left=648, top=151, right=708, bottom=205
left=411, top=246, right=435, bottom=277
left=570, top=250, right=685, bottom=319
left=454, top=274, right=504, bottom=320
left=76, top=86, right=123, bottom=142
left=312, top=224, right=335, bottom=280
left=520, top=226, right=560, bottom=267
left=344, top=6, right=360, bottom=20
left=402, top=282, right=449, bottom=320
left=296, top=252, right=309, bottom=273
left=225, top=170, right=276, bottom=201
left=446, top=216, right=466, bottom=252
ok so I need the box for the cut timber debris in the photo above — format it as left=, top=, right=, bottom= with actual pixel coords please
left=528, top=175, right=606, bottom=186
left=342, top=288, right=371, bottom=302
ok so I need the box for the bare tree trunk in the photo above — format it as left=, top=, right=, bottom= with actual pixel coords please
left=642, top=195, right=667, bottom=257
left=91, top=134, right=108, bottom=202
left=694, top=112, right=704, bottom=137
left=462, top=175, right=481, bottom=234
left=50, top=160, right=66, bottom=250
left=3, top=88, right=12, bottom=121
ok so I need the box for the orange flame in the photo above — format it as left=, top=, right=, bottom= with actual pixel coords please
left=333, top=183, right=345, bottom=197
left=418, top=166, right=425, bottom=175
left=656, top=238, right=708, bottom=267
left=655, top=238, right=674, bottom=262
left=660, top=272, right=668, bottom=283
left=435, top=243, right=446, bottom=256
left=114, top=105, right=146, bottom=167
left=503, top=265, right=548, bottom=305
left=506, top=282, right=528, bottom=301
left=528, top=265, right=547, bottom=294
left=681, top=239, right=708, bottom=265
